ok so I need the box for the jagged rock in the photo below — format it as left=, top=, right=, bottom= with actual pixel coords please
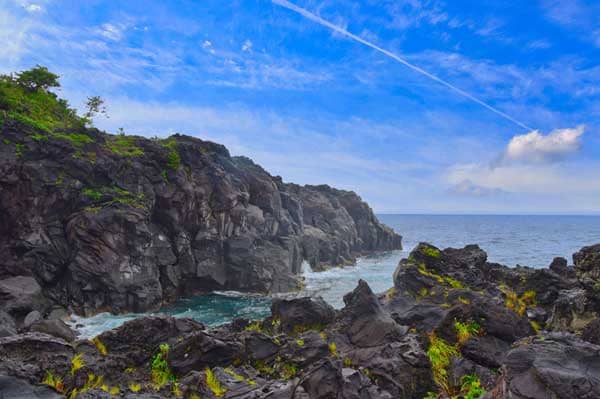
left=29, top=319, right=77, bottom=342
left=574, top=244, right=600, bottom=283
left=492, top=334, right=600, bottom=399
left=339, top=280, right=407, bottom=347
left=547, top=289, right=596, bottom=332
left=271, top=297, right=336, bottom=333
left=0, top=120, right=402, bottom=314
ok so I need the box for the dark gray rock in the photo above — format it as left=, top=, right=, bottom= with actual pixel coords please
left=271, top=296, right=336, bottom=333
left=0, top=375, right=63, bottom=399
left=494, top=334, right=600, bottom=399
left=29, top=319, right=76, bottom=342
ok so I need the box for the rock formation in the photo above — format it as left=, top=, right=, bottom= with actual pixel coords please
left=0, top=117, right=401, bottom=318
left=2, top=242, right=600, bottom=398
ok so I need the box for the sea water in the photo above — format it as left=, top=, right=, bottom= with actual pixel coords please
left=71, top=214, right=600, bottom=338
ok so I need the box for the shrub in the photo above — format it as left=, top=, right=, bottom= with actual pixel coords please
left=16, top=65, right=60, bottom=91
left=151, top=343, right=176, bottom=389
left=460, top=374, right=485, bottom=399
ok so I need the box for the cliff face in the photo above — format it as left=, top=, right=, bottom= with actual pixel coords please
left=0, top=117, right=401, bottom=315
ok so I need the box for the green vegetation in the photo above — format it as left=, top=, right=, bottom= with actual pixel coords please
left=151, top=343, right=176, bottom=389
left=71, top=353, right=85, bottom=376
left=328, top=341, right=338, bottom=356
left=501, top=286, right=536, bottom=317
left=52, top=132, right=93, bottom=147
left=92, top=337, right=108, bottom=356
left=416, top=262, right=464, bottom=289
left=15, top=143, right=24, bottom=157
left=454, top=319, right=482, bottom=345
left=42, top=371, right=65, bottom=393
left=427, top=333, right=459, bottom=395
left=0, top=68, right=83, bottom=133
left=82, top=185, right=146, bottom=210
left=129, top=383, right=141, bottom=393
left=460, top=374, right=485, bottom=399
left=205, top=367, right=227, bottom=397
left=224, top=367, right=257, bottom=386
left=105, top=135, right=144, bottom=157
left=160, top=137, right=181, bottom=170
left=421, top=245, right=441, bottom=258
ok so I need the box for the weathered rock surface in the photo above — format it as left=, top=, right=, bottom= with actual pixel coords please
left=0, top=119, right=402, bottom=315
left=488, top=334, right=600, bottom=399
left=2, top=241, right=600, bottom=398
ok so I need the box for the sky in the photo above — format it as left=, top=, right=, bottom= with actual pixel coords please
left=1, top=0, right=599, bottom=214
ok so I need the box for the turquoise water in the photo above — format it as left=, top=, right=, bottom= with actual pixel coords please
left=71, top=214, right=600, bottom=338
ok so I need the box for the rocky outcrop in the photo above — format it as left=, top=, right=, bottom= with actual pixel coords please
left=2, top=242, right=600, bottom=398
left=0, top=118, right=401, bottom=316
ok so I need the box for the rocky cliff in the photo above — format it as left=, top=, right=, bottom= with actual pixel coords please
left=0, top=115, right=401, bottom=316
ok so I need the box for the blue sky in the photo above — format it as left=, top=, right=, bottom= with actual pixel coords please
left=2, top=0, right=599, bottom=214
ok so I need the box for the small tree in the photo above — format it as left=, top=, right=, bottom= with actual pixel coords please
left=84, top=96, right=108, bottom=125
left=16, top=65, right=60, bottom=91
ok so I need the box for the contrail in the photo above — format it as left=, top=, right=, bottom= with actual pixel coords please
left=272, top=0, right=533, bottom=131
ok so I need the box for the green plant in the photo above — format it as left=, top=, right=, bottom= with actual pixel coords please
left=151, top=343, right=176, bottom=389
left=281, top=363, right=298, bottom=380
left=71, top=353, right=85, bottom=376
left=205, top=367, right=227, bottom=397
left=328, top=341, right=338, bottom=356
left=42, top=371, right=65, bottom=393
left=454, top=319, right=481, bottom=345
left=15, top=142, right=24, bottom=157
left=129, top=383, right=141, bottom=392
left=421, top=246, right=441, bottom=258
left=460, top=374, right=485, bottom=399
left=426, top=333, right=459, bottom=396
left=92, top=337, right=108, bottom=356
left=224, top=367, right=257, bottom=386
left=52, top=132, right=93, bottom=147
left=83, top=188, right=102, bottom=201
left=295, top=339, right=305, bottom=347
left=105, top=135, right=144, bottom=157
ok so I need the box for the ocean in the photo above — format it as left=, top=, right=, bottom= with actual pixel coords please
left=71, top=214, right=600, bottom=338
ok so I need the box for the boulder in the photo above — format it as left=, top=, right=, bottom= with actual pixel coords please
left=493, top=334, right=600, bottom=399
left=271, top=296, right=336, bottom=333
left=29, top=319, right=77, bottom=342
left=23, top=310, right=41, bottom=329
left=339, top=280, right=407, bottom=347
left=0, top=276, right=44, bottom=314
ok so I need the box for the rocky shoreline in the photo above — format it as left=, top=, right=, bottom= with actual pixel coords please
left=0, top=116, right=401, bottom=317
left=1, top=242, right=600, bottom=398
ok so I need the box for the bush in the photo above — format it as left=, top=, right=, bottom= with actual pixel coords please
left=16, top=65, right=60, bottom=91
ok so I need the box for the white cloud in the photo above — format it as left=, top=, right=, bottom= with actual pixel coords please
left=241, top=39, right=253, bottom=52
left=97, top=23, right=124, bottom=41
left=504, top=125, right=585, bottom=163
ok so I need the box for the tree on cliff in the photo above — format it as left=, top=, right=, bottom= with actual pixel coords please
left=15, top=65, right=60, bottom=92
left=83, top=95, right=108, bottom=126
